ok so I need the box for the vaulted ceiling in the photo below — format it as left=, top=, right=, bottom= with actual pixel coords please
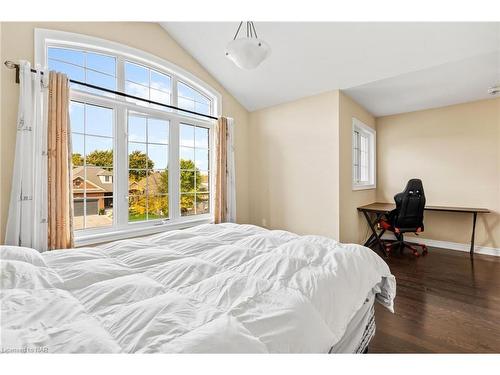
left=162, top=22, right=500, bottom=116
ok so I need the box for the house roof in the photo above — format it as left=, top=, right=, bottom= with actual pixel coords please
left=73, top=166, right=167, bottom=195
left=73, top=165, right=113, bottom=193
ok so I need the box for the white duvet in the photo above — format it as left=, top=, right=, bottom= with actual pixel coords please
left=1, top=223, right=396, bottom=353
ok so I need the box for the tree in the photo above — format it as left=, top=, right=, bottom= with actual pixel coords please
left=72, top=153, right=83, bottom=167
left=179, top=159, right=201, bottom=214
left=158, top=169, right=168, bottom=194
left=180, top=159, right=201, bottom=192
left=72, top=149, right=154, bottom=180
left=129, top=151, right=155, bottom=181
left=129, top=195, right=147, bottom=220
left=147, top=195, right=168, bottom=218
left=130, top=160, right=203, bottom=216
left=87, top=150, right=113, bottom=167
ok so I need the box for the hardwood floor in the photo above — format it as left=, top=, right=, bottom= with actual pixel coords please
left=369, top=246, right=500, bottom=353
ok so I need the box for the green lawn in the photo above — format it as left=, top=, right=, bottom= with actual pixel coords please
left=128, top=213, right=166, bottom=222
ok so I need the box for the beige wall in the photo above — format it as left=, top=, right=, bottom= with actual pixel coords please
left=248, top=91, right=341, bottom=238
left=247, top=90, right=500, bottom=252
left=0, top=22, right=250, bottom=242
left=339, top=92, right=377, bottom=244
left=376, top=98, right=500, bottom=249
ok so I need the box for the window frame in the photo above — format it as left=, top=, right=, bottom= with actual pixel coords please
left=352, top=118, right=376, bottom=191
left=35, top=29, right=221, bottom=246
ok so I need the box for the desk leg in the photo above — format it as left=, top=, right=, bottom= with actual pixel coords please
left=362, top=211, right=386, bottom=257
left=362, top=214, right=376, bottom=247
left=470, top=212, right=477, bottom=256
left=362, top=212, right=377, bottom=247
left=366, top=228, right=385, bottom=248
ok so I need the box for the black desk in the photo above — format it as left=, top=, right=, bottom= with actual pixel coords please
left=357, top=202, right=490, bottom=257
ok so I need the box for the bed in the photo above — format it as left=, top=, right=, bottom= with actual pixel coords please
left=1, top=223, right=396, bottom=353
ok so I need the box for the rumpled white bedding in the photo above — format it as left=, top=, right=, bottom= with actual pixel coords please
left=1, top=223, right=396, bottom=353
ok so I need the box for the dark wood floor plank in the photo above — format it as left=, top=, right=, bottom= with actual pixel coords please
left=370, top=247, right=500, bottom=353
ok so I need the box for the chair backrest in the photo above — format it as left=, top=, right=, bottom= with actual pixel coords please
left=392, top=179, right=426, bottom=232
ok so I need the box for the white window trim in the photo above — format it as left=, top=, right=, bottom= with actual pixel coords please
left=352, top=118, right=376, bottom=191
left=35, top=29, right=221, bottom=246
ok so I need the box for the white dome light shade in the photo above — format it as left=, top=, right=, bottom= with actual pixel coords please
left=225, top=38, right=271, bottom=70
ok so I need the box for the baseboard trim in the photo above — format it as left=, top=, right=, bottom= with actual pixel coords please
left=380, top=234, right=500, bottom=257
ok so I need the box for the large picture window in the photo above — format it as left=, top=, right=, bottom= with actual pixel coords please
left=39, top=29, right=220, bottom=244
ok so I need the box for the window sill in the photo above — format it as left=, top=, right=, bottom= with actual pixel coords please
left=74, top=216, right=214, bottom=247
left=352, top=184, right=377, bottom=191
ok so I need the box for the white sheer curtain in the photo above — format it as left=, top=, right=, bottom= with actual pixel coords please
left=226, top=118, right=237, bottom=222
left=5, top=61, right=48, bottom=251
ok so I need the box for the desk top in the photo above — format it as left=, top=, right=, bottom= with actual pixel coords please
left=357, top=202, right=490, bottom=214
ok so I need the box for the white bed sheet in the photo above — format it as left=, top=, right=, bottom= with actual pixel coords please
left=1, top=223, right=396, bottom=353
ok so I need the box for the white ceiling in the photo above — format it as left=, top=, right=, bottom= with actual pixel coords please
left=161, top=22, right=500, bottom=115
left=345, top=50, right=500, bottom=116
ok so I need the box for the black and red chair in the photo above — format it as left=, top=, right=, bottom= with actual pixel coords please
left=378, top=179, right=428, bottom=257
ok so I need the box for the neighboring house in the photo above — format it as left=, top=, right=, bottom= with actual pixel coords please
left=72, top=166, right=113, bottom=216
left=129, top=170, right=167, bottom=196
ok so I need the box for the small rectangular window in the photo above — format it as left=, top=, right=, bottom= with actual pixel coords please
left=352, top=118, right=376, bottom=190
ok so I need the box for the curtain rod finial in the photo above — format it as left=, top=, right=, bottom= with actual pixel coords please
left=4, top=60, right=18, bottom=69
left=4, top=60, right=20, bottom=83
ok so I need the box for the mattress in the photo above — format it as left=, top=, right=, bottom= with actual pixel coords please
left=1, top=223, right=396, bottom=353
left=330, top=291, right=376, bottom=353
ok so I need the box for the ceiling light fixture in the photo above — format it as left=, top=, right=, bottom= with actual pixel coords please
left=487, top=85, right=500, bottom=95
left=225, top=22, right=270, bottom=70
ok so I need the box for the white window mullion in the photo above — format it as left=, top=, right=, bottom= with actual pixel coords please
left=170, top=118, right=180, bottom=221
left=356, top=146, right=360, bottom=183
left=171, top=77, right=178, bottom=109
left=115, top=57, right=127, bottom=228
left=352, top=130, right=360, bottom=184
left=115, top=104, right=128, bottom=228
left=116, top=56, right=125, bottom=95
left=209, top=124, right=215, bottom=216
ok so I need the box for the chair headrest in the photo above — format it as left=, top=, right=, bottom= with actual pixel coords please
left=404, top=179, right=424, bottom=195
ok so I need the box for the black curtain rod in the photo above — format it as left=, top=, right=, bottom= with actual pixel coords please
left=4, top=60, right=219, bottom=121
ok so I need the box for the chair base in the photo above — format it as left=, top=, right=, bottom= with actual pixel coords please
left=382, top=238, right=428, bottom=257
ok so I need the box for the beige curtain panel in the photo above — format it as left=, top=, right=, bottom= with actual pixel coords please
left=47, top=72, right=74, bottom=249
left=214, top=117, right=228, bottom=224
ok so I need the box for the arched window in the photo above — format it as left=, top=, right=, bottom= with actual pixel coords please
left=36, top=29, right=221, bottom=244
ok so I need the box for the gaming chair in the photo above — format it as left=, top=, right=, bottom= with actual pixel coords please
left=379, top=179, right=428, bottom=256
